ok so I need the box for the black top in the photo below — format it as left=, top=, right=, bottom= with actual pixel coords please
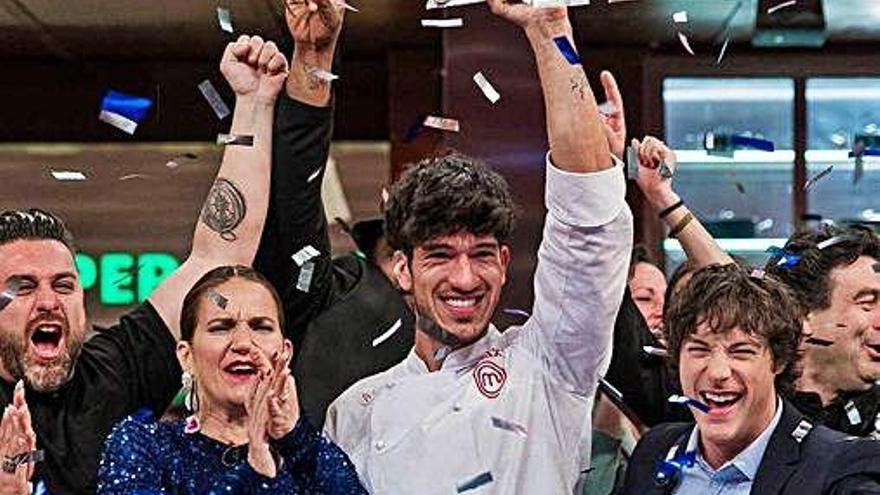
left=0, top=303, right=181, bottom=495
left=253, top=94, right=414, bottom=428
left=621, top=400, right=880, bottom=495
left=791, top=385, right=880, bottom=438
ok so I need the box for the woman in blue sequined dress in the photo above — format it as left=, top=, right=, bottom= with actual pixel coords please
left=97, top=265, right=367, bottom=494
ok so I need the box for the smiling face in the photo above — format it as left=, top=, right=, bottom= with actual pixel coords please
left=679, top=324, right=780, bottom=461
left=803, top=256, right=880, bottom=392
left=177, top=277, right=291, bottom=412
left=0, top=240, right=87, bottom=392
left=394, top=231, right=510, bottom=347
left=629, top=262, right=667, bottom=334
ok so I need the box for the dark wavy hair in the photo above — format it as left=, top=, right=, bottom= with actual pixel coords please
left=384, top=153, right=516, bottom=255
left=0, top=209, right=76, bottom=254
left=179, top=265, right=284, bottom=342
left=665, top=264, right=803, bottom=396
left=765, top=224, right=880, bottom=313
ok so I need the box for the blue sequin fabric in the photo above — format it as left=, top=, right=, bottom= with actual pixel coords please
left=97, top=410, right=367, bottom=494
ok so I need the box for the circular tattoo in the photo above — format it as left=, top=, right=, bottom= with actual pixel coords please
left=200, top=178, right=245, bottom=242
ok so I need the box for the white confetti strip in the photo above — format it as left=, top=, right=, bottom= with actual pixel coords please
left=372, top=318, right=403, bottom=347
left=340, top=1, right=358, bottom=12
left=291, top=245, right=320, bottom=267
left=217, top=7, right=234, bottom=33
left=198, top=80, right=231, bottom=120
left=99, top=110, right=138, bottom=135
left=473, top=72, right=501, bottom=104
left=804, top=164, right=833, bottom=191
left=672, top=10, right=688, bottom=23
left=306, top=166, right=323, bottom=183
left=767, top=0, right=797, bottom=15
left=119, top=173, right=150, bottom=181
left=421, top=18, right=464, bottom=28
left=423, top=115, right=460, bottom=133
left=716, top=36, right=731, bottom=66
left=307, top=66, right=339, bottom=82
left=0, top=278, right=22, bottom=312
left=677, top=32, right=695, bottom=55
left=641, top=345, right=668, bottom=357
left=597, top=101, right=618, bottom=116
left=296, top=261, right=315, bottom=292
left=50, top=170, right=87, bottom=181
left=216, top=134, right=254, bottom=146
left=490, top=416, right=528, bottom=437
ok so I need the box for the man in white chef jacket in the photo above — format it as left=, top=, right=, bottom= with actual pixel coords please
left=324, top=2, right=633, bottom=493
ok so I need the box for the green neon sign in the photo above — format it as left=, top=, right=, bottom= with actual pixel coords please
left=75, top=252, right=180, bottom=306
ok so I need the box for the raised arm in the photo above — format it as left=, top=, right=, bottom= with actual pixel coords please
left=633, top=136, right=733, bottom=268
left=252, top=0, right=344, bottom=351
left=487, top=2, right=632, bottom=395
left=149, top=36, right=288, bottom=338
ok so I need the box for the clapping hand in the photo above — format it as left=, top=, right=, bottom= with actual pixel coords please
left=0, top=381, right=37, bottom=495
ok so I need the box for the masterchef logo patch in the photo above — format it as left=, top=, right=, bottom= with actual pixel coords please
left=473, top=360, right=507, bottom=399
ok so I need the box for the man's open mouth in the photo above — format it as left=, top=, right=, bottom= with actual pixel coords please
left=28, top=323, right=65, bottom=361
left=699, top=391, right=743, bottom=410
left=439, top=294, right=484, bottom=318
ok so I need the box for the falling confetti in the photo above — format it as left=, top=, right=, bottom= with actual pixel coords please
left=597, top=101, right=618, bottom=116
left=216, top=134, right=254, bottom=146
left=118, top=173, right=151, bottom=181
left=756, top=218, right=774, bottom=232
left=817, top=235, right=853, bottom=250
left=473, top=72, right=501, bottom=104
left=767, top=0, right=797, bottom=15
left=502, top=308, right=530, bottom=318
left=672, top=10, right=688, bottom=23
left=423, top=116, right=460, bottom=133
left=804, top=165, right=833, bottom=191
left=198, top=79, right=231, bottom=120
left=677, top=32, right=695, bottom=55
left=491, top=416, right=528, bottom=438
left=51, top=170, right=87, bottom=181
left=296, top=261, right=315, bottom=292
left=0, top=278, right=22, bottom=312
left=372, top=318, right=403, bottom=347
left=553, top=36, right=581, bottom=64
left=421, top=18, right=464, bottom=28
left=207, top=290, right=229, bottom=310
left=99, top=90, right=153, bottom=135
left=307, top=66, right=339, bottom=82
left=291, top=245, right=321, bottom=266
left=642, top=345, right=668, bottom=357
left=716, top=36, right=731, bottom=66
left=766, top=246, right=801, bottom=269
left=217, top=7, right=234, bottom=33
left=456, top=471, right=493, bottom=493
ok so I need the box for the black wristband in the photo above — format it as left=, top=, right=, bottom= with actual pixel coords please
left=658, top=200, right=684, bottom=219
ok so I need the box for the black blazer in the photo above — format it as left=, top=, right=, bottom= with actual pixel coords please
left=621, top=401, right=880, bottom=495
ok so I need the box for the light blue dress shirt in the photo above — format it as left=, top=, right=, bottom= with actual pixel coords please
left=673, top=398, right=783, bottom=495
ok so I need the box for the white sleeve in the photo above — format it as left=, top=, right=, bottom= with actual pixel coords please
left=516, top=153, right=633, bottom=396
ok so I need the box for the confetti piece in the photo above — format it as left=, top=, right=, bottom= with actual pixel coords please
left=306, top=166, right=324, bottom=184
left=50, top=170, right=87, bottom=181
left=216, top=134, right=254, bottom=146
left=655, top=450, right=696, bottom=486
left=672, top=10, right=688, bottom=23
left=434, top=345, right=452, bottom=361
left=291, top=245, right=320, bottom=266
left=425, top=0, right=483, bottom=9
left=817, top=235, right=854, bottom=250
left=805, top=336, right=834, bottom=347
left=100, top=90, right=153, bottom=124
left=625, top=145, right=639, bottom=181
left=750, top=268, right=766, bottom=280
left=423, top=115, right=460, bottom=133
left=642, top=345, right=668, bottom=357
left=598, top=378, right=624, bottom=403
left=296, top=261, right=315, bottom=292
left=731, top=135, right=775, bottom=152
left=755, top=218, right=774, bottom=232
left=845, top=401, right=862, bottom=425
left=502, top=308, right=530, bottom=318
left=804, top=165, right=834, bottom=191
left=658, top=161, right=674, bottom=179
left=340, top=1, right=358, bottom=12
left=766, top=246, right=802, bottom=269
left=198, top=79, right=231, bottom=120
left=473, top=72, right=501, bottom=104
left=307, top=66, right=339, bottom=82
left=716, top=36, right=731, bottom=66
left=119, top=173, right=150, bottom=181
left=491, top=416, right=528, bottom=438
left=530, top=0, right=590, bottom=5
left=456, top=471, right=493, bottom=493
left=207, top=291, right=228, bottom=310
left=381, top=187, right=390, bottom=204
left=677, top=32, right=695, bottom=55
left=99, top=110, right=139, bottom=135
left=0, top=278, right=22, bottom=312
left=217, top=7, right=234, bottom=33
left=372, top=318, right=403, bottom=347
left=767, top=0, right=797, bottom=14
left=667, top=394, right=710, bottom=414
left=597, top=101, right=617, bottom=116
left=553, top=36, right=581, bottom=65
left=421, top=18, right=464, bottom=28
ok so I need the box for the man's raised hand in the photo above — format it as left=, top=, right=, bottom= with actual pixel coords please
left=221, top=35, right=289, bottom=105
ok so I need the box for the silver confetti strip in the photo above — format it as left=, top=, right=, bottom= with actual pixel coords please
left=99, top=110, right=138, bottom=135
left=372, top=318, right=403, bottom=347
left=677, top=32, right=695, bottom=55
left=217, top=7, right=234, bottom=33
left=491, top=416, right=528, bottom=437
left=198, top=80, right=231, bottom=120
left=0, top=278, right=22, bottom=312
left=625, top=145, right=639, bottom=181
left=216, top=134, right=254, bottom=146
left=421, top=18, right=464, bottom=28
left=658, top=161, right=674, bottom=179
left=473, top=72, right=500, bottom=104
left=456, top=471, right=493, bottom=493
left=306, top=166, right=324, bottom=183
left=307, top=66, right=340, bottom=82
left=423, top=115, right=460, bottom=133
left=845, top=400, right=862, bottom=426
left=296, top=261, right=315, bottom=292
left=207, top=291, right=229, bottom=310
left=50, top=170, right=87, bottom=181
left=642, top=345, right=668, bottom=357
left=804, top=164, right=833, bottom=191
left=817, top=235, right=852, bottom=250
left=291, top=245, right=320, bottom=267
left=434, top=345, right=452, bottom=361
left=716, top=36, right=731, bottom=66
left=767, top=0, right=796, bottom=14
left=672, top=10, right=688, bottom=23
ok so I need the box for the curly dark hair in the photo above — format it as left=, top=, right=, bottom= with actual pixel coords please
left=665, top=264, right=803, bottom=396
left=0, top=208, right=76, bottom=254
left=765, top=225, right=880, bottom=313
left=384, top=153, right=517, bottom=254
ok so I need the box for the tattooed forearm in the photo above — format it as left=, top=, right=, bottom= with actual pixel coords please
left=569, top=72, right=589, bottom=102
left=200, top=177, right=246, bottom=241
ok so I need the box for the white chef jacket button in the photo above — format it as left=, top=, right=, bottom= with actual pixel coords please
left=375, top=440, right=386, bottom=451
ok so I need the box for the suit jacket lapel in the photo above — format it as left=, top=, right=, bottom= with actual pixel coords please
left=750, top=402, right=804, bottom=494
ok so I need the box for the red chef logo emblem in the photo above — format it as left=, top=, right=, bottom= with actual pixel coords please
left=473, top=360, right=506, bottom=399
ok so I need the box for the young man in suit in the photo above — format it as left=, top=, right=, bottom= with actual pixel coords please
left=622, top=264, right=880, bottom=495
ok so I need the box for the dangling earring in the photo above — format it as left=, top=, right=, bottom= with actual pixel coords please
left=181, top=371, right=201, bottom=434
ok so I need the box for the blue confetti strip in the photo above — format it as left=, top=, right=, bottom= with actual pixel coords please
left=848, top=148, right=880, bottom=158
left=668, top=394, right=710, bottom=414
left=766, top=246, right=802, bottom=269
left=655, top=450, right=696, bottom=487
left=100, top=90, right=153, bottom=123
left=502, top=308, right=530, bottom=318
left=730, top=135, right=775, bottom=152
left=553, top=36, right=581, bottom=65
